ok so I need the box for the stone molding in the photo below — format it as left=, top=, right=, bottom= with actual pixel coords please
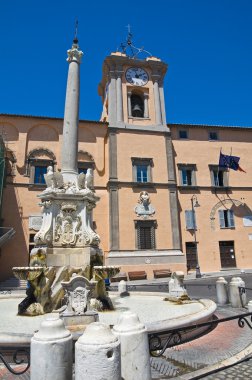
left=210, top=198, right=244, bottom=230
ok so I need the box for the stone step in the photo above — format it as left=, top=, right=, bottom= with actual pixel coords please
left=0, top=277, right=27, bottom=289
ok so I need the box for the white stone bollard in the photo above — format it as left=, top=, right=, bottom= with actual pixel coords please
left=118, top=280, right=129, bottom=297
left=216, top=277, right=228, bottom=305
left=229, top=277, right=246, bottom=308
left=75, top=322, right=121, bottom=380
left=113, top=311, right=151, bottom=380
left=31, top=317, right=73, bottom=380
left=248, top=300, right=252, bottom=313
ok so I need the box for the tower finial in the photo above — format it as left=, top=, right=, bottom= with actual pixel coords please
left=117, top=25, right=152, bottom=59
left=73, top=18, right=78, bottom=45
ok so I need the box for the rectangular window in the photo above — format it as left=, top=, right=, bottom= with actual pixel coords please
left=182, top=169, right=192, bottom=186
left=135, top=220, right=156, bottom=249
left=34, top=166, right=47, bottom=184
left=178, top=164, right=197, bottom=186
left=209, top=165, right=228, bottom=187
left=136, top=164, right=148, bottom=182
left=132, top=158, right=153, bottom=183
left=185, top=210, right=196, bottom=230
left=219, top=210, right=235, bottom=228
left=179, top=130, right=188, bottom=139
left=209, top=131, right=218, bottom=140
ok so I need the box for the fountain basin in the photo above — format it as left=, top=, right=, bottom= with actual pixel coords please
left=13, top=266, right=45, bottom=281
left=98, top=292, right=217, bottom=347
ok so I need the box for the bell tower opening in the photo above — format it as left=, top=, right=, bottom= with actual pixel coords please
left=131, top=93, right=144, bottom=118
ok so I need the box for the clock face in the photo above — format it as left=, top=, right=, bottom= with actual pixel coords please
left=125, top=67, right=149, bottom=86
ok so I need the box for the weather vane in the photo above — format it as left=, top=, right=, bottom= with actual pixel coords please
left=117, top=25, right=152, bottom=59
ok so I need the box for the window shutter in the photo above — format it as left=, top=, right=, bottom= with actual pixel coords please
left=228, top=210, right=235, bottom=228
left=223, top=171, right=228, bottom=187
left=185, top=210, right=195, bottom=230
left=219, top=210, right=225, bottom=228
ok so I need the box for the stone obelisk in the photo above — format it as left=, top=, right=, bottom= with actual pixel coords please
left=61, top=37, right=83, bottom=183
left=32, top=36, right=100, bottom=268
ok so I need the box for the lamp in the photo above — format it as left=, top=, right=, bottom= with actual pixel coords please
left=190, top=195, right=201, bottom=278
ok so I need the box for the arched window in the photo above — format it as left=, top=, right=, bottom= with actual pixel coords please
left=78, top=151, right=95, bottom=174
left=26, top=148, right=56, bottom=185
left=131, top=94, right=144, bottom=118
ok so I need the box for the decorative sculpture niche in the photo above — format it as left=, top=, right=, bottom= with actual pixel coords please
left=135, top=191, right=155, bottom=219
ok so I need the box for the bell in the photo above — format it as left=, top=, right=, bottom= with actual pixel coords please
left=132, top=104, right=143, bottom=118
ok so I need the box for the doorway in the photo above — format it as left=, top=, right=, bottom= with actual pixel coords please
left=186, top=242, right=197, bottom=271
left=219, top=241, right=237, bottom=268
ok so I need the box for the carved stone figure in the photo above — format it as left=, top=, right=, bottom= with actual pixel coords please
left=61, top=274, right=96, bottom=315
left=135, top=191, right=155, bottom=219
left=44, top=166, right=64, bottom=191
left=54, top=202, right=82, bottom=247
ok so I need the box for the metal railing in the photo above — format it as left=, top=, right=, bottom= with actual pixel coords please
left=149, top=311, right=252, bottom=357
left=0, top=346, right=30, bottom=375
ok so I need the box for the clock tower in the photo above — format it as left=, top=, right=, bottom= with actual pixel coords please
left=98, top=34, right=182, bottom=273
left=98, top=51, right=168, bottom=130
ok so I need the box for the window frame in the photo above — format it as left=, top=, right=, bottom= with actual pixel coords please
left=178, top=164, right=197, bottom=187
left=209, top=165, right=228, bottom=187
left=178, top=130, right=188, bottom=139
left=218, top=209, right=235, bottom=229
left=28, top=158, right=54, bottom=185
left=208, top=131, right=219, bottom=141
left=78, top=161, right=95, bottom=174
left=134, top=220, right=157, bottom=250
left=132, top=157, right=153, bottom=184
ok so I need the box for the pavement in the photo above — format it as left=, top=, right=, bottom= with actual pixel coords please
left=1, top=268, right=252, bottom=379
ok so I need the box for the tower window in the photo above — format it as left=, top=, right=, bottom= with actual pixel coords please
left=131, top=94, right=144, bottom=118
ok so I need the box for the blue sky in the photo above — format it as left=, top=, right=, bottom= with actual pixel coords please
left=0, top=0, right=252, bottom=126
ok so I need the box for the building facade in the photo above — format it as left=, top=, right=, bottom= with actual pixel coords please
left=0, top=48, right=252, bottom=281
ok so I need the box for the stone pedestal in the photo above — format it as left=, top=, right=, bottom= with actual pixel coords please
left=34, top=190, right=100, bottom=268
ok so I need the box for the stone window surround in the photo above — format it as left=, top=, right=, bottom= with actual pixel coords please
left=127, top=90, right=149, bottom=119
left=131, top=157, right=153, bottom=183
left=134, top=219, right=157, bottom=250
left=219, top=209, right=235, bottom=229
left=25, top=148, right=56, bottom=185
left=177, top=163, right=197, bottom=187
left=178, top=130, right=189, bottom=139
left=209, top=164, right=228, bottom=187
left=208, top=131, right=219, bottom=141
left=28, top=158, right=55, bottom=185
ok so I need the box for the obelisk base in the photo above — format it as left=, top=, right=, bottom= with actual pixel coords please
left=46, top=246, right=101, bottom=268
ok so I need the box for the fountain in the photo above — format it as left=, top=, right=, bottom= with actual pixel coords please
left=10, top=35, right=216, bottom=347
